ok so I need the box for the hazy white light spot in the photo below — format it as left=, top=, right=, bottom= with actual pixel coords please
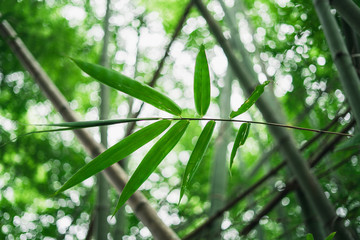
left=151, top=186, right=169, bottom=199
left=317, top=56, right=326, bottom=66
left=274, top=74, right=293, bottom=97
left=281, top=197, right=290, bottom=206
left=276, top=0, right=289, bottom=7
left=309, top=64, right=317, bottom=73
left=61, top=5, right=86, bottom=26
left=140, top=227, right=151, bottom=238
left=335, top=89, right=345, bottom=102
left=336, top=207, right=347, bottom=217
left=221, top=218, right=231, bottom=229
left=87, top=25, right=104, bottom=42
left=259, top=216, right=269, bottom=225
left=56, top=216, right=72, bottom=234
left=166, top=189, right=180, bottom=204
left=179, top=151, right=190, bottom=165
left=4, top=187, right=14, bottom=202
left=243, top=210, right=254, bottom=222
left=161, top=166, right=177, bottom=178
left=82, top=176, right=95, bottom=188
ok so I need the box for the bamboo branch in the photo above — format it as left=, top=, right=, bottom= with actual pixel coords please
left=0, top=17, right=179, bottom=240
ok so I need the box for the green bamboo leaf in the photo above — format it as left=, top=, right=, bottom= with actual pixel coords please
left=113, top=120, right=189, bottom=214
left=179, top=120, right=215, bottom=203
left=230, top=81, right=270, bottom=118
left=194, top=45, right=211, bottom=116
left=72, top=59, right=182, bottom=116
left=55, top=120, right=171, bottom=195
left=335, top=134, right=360, bottom=152
left=306, top=233, right=314, bottom=240
left=230, top=123, right=251, bottom=169
left=325, top=232, right=336, bottom=240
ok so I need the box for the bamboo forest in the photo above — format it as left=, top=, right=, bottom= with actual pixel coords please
left=1, top=0, right=360, bottom=239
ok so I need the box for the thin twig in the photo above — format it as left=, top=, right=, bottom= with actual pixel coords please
left=30, top=117, right=354, bottom=137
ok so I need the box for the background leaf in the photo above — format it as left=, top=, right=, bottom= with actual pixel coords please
left=325, top=232, right=336, bottom=240
left=230, top=123, right=251, bottom=169
left=72, top=59, right=182, bottom=116
left=55, top=120, right=171, bottom=194
left=194, top=45, right=211, bottom=116
left=113, top=120, right=189, bottom=214
left=230, top=81, right=270, bottom=118
left=179, top=120, right=215, bottom=202
left=306, top=233, right=314, bottom=240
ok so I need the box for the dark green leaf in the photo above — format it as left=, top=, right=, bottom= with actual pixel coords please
left=230, top=81, right=270, bottom=118
left=306, top=233, right=314, bottom=240
left=230, top=123, right=250, bottom=169
left=325, top=232, right=336, bottom=240
left=179, top=120, right=215, bottom=202
left=55, top=120, right=171, bottom=194
left=194, top=45, right=211, bottom=116
left=113, top=120, right=189, bottom=214
left=72, top=59, right=182, bottom=116
left=335, top=134, right=360, bottom=152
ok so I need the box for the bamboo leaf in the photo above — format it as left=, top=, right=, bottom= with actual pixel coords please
left=72, top=59, right=182, bottom=116
left=194, top=45, right=211, bottom=116
left=306, top=233, right=314, bottom=240
left=335, top=134, right=360, bottom=152
left=113, top=120, right=189, bottom=214
left=55, top=120, right=171, bottom=195
left=325, top=232, right=336, bottom=240
left=230, top=123, right=250, bottom=169
left=179, top=120, right=215, bottom=203
left=230, top=81, right=270, bottom=118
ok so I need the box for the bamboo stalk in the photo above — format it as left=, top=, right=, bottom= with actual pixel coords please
left=0, top=18, right=180, bottom=240
left=314, top=0, right=360, bottom=128
left=95, top=0, right=111, bottom=238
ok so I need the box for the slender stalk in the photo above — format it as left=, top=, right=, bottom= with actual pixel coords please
left=32, top=117, right=353, bottom=137
left=207, top=70, right=232, bottom=239
left=314, top=0, right=360, bottom=128
left=0, top=17, right=180, bottom=240
left=95, top=0, right=111, bottom=238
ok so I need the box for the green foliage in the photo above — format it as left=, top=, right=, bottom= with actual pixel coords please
left=230, top=123, right=251, bottom=170
left=2, top=0, right=360, bottom=239
left=230, top=81, right=270, bottom=118
left=325, top=232, right=336, bottom=240
left=306, top=233, right=315, bottom=240
left=180, top=120, right=215, bottom=202
left=194, top=45, right=211, bottom=116
left=114, top=120, right=189, bottom=213
left=72, top=59, right=182, bottom=116
left=306, top=232, right=336, bottom=240
left=55, top=120, right=171, bottom=195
